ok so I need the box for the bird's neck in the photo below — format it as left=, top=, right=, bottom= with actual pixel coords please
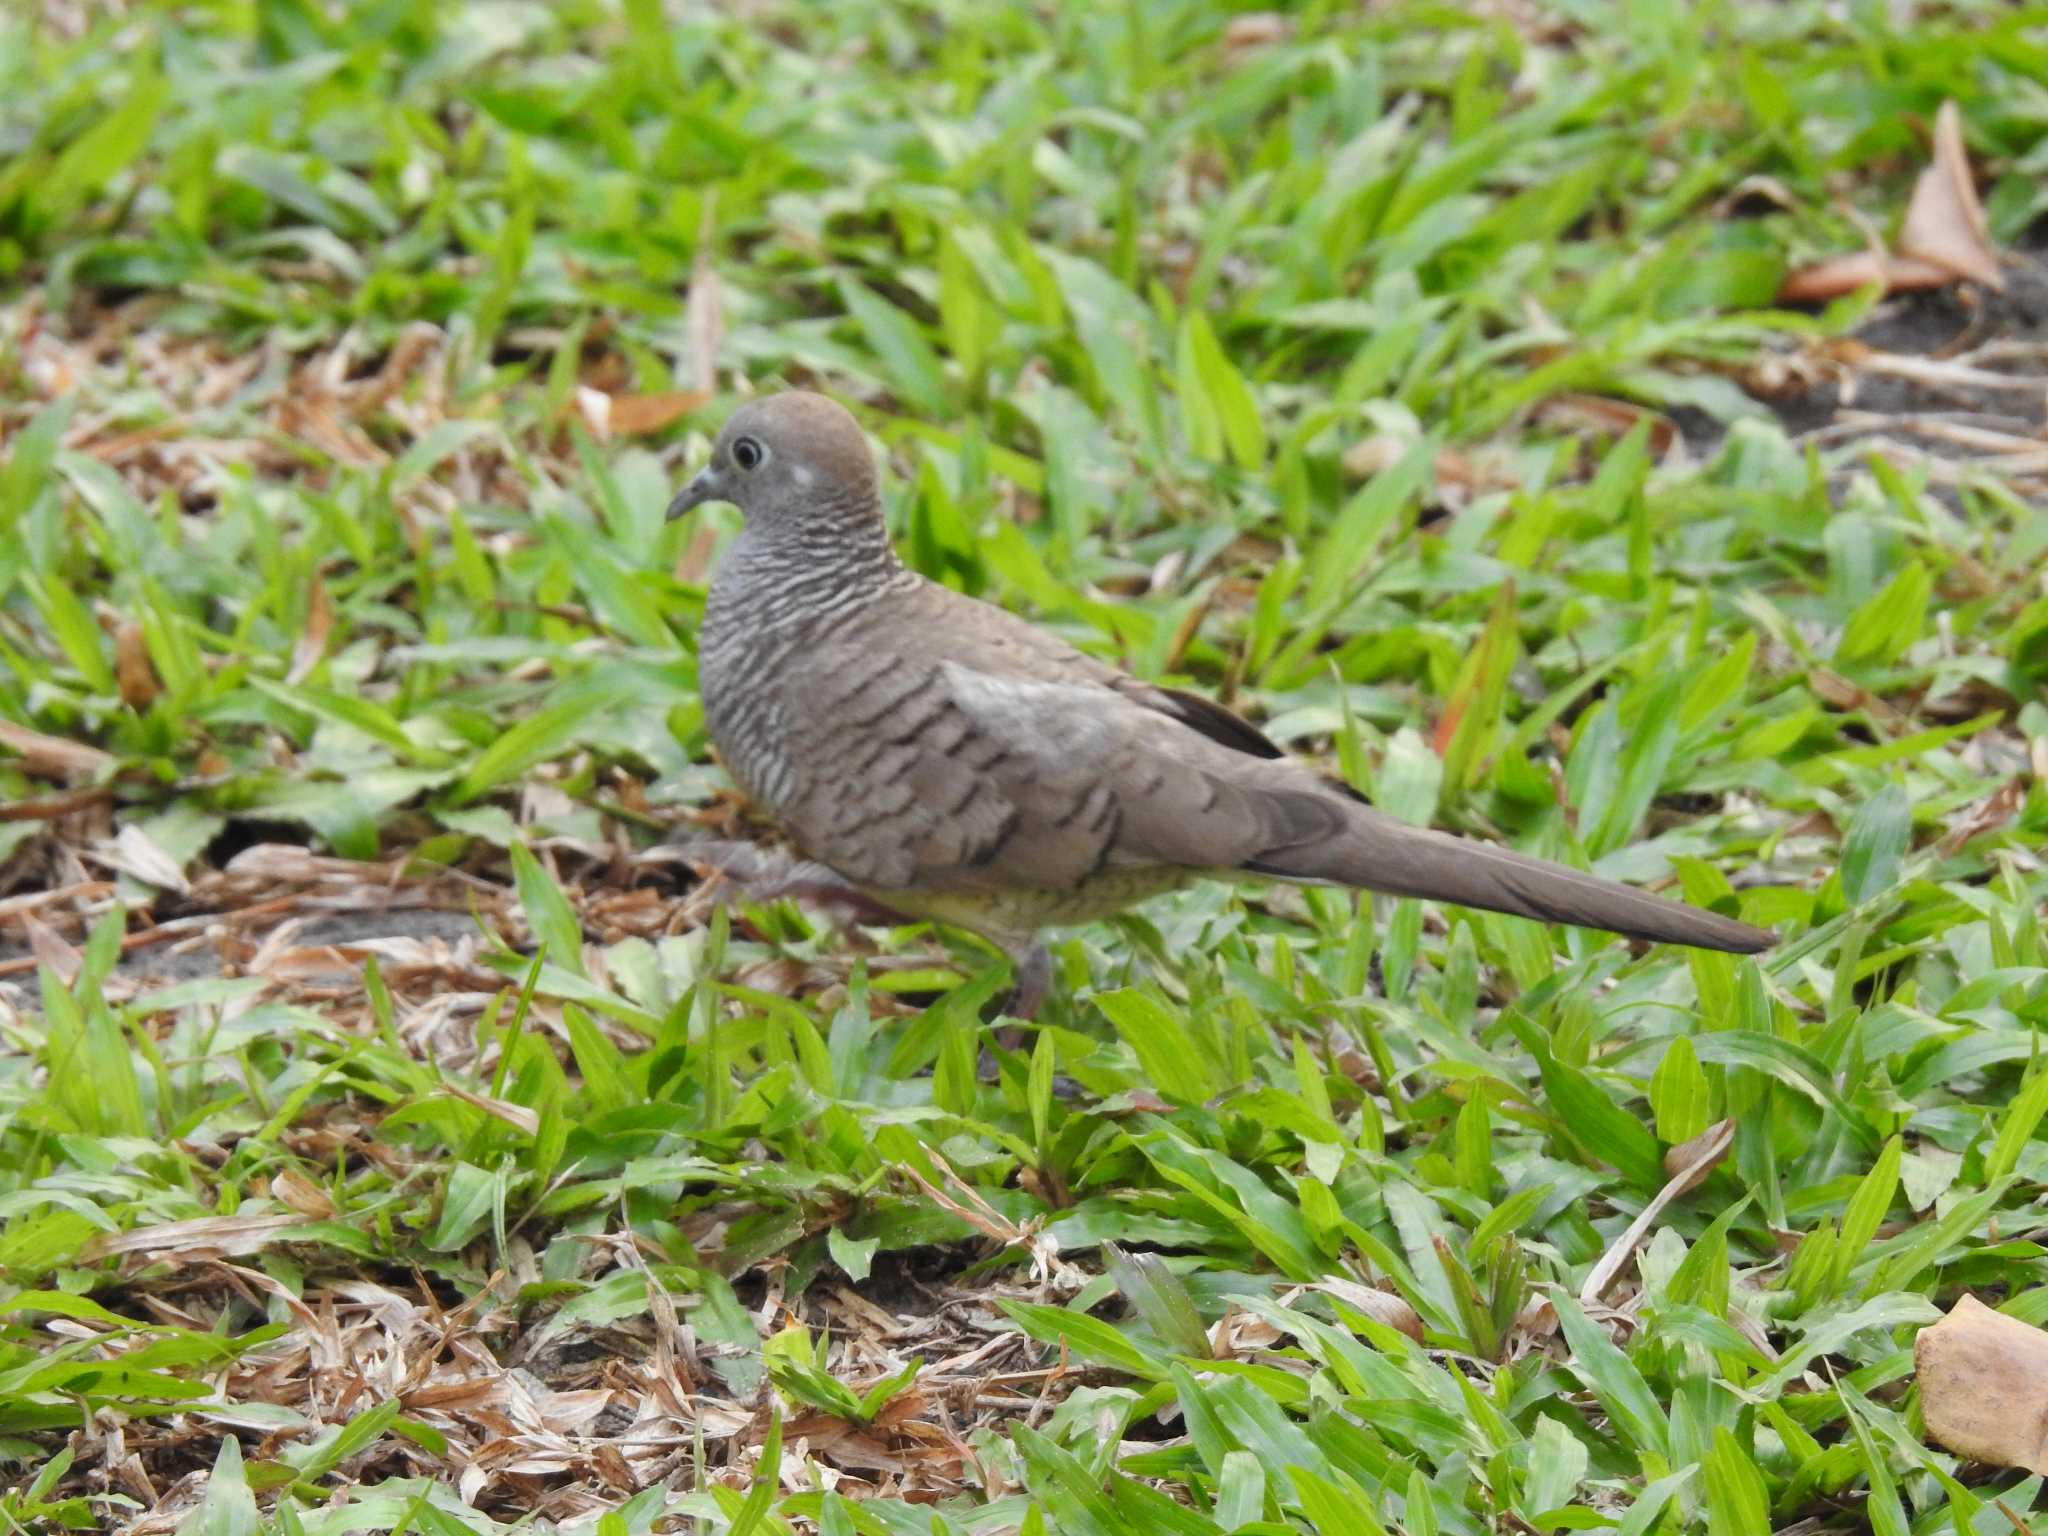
left=712, top=501, right=909, bottom=626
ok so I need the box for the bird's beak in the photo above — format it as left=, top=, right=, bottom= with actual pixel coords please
left=666, top=464, right=726, bottom=520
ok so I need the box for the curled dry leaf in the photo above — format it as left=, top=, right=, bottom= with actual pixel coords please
left=1936, top=776, right=2026, bottom=857
left=115, top=620, right=158, bottom=708
left=442, top=1081, right=543, bottom=1137
left=1917, top=1294, right=2048, bottom=1472
left=271, top=1169, right=337, bottom=1219
left=1777, top=251, right=1957, bottom=305
left=105, top=822, right=192, bottom=893
left=1662, top=1117, right=1738, bottom=1188
left=21, top=912, right=84, bottom=986
left=1580, top=1117, right=1735, bottom=1306
left=1313, top=1277, right=1426, bottom=1341
left=1779, top=100, right=2004, bottom=302
left=1898, top=101, right=2004, bottom=291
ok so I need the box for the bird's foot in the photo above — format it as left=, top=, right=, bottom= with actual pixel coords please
left=681, top=840, right=906, bottom=926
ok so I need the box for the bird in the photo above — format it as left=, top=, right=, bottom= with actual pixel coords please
left=667, top=390, right=1773, bottom=1018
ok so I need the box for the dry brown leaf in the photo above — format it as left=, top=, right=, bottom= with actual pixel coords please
left=0, top=720, right=115, bottom=781
left=1662, top=1118, right=1738, bottom=1188
left=81, top=1212, right=313, bottom=1262
left=1936, top=776, right=2026, bottom=857
left=0, top=881, right=114, bottom=925
left=1917, top=1294, right=2048, bottom=1471
left=1312, top=1277, right=1426, bottom=1341
left=115, top=620, right=158, bottom=709
left=287, top=574, right=334, bottom=686
left=271, top=1169, right=337, bottom=1219
left=275, top=384, right=385, bottom=468
left=0, top=788, right=116, bottom=824
left=1778, top=251, right=1957, bottom=304
left=21, top=911, right=84, bottom=985
left=1899, top=101, right=2004, bottom=291
left=671, top=518, right=720, bottom=589
left=1516, top=1294, right=1559, bottom=1340
left=104, top=822, right=191, bottom=894
left=354, top=323, right=441, bottom=412
left=603, top=389, right=711, bottom=437
left=1210, top=1307, right=1287, bottom=1359
left=1580, top=1118, right=1735, bottom=1306
left=440, top=1083, right=542, bottom=1136
left=1780, top=101, right=2003, bottom=302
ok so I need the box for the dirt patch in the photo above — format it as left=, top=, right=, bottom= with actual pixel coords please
left=1683, top=241, right=2048, bottom=493
left=1771, top=256, right=2048, bottom=438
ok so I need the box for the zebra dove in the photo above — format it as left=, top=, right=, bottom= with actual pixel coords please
left=669, top=391, right=1772, bottom=1017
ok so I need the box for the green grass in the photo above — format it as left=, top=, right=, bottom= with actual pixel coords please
left=4, top=0, right=2048, bottom=1531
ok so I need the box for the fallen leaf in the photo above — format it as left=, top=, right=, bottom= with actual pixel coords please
left=1312, top=1277, right=1425, bottom=1341
left=1342, top=435, right=1498, bottom=496
left=1917, top=1294, right=2048, bottom=1471
left=1778, top=250, right=1956, bottom=304
left=271, top=1169, right=337, bottom=1219
left=1581, top=1118, right=1735, bottom=1306
left=604, top=389, right=711, bottom=436
left=674, top=518, right=723, bottom=586
left=22, top=912, right=83, bottom=985
left=1779, top=101, right=2003, bottom=302
left=286, top=575, right=333, bottom=686
left=82, top=1212, right=314, bottom=1262
left=1898, top=100, right=2004, bottom=291
left=106, top=822, right=192, bottom=893
left=0, top=720, right=114, bottom=781
left=442, top=1081, right=543, bottom=1137
left=115, top=621, right=158, bottom=709
left=1937, top=777, right=2026, bottom=857
left=1661, top=1118, right=1736, bottom=1189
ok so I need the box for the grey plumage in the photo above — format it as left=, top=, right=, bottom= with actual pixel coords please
left=670, top=391, right=1772, bottom=1014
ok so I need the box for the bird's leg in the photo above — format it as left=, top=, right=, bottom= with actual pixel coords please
left=682, top=840, right=907, bottom=926
left=996, top=941, right=1051, bottom=1024
left=971, top=940, right=1048, bottom=1076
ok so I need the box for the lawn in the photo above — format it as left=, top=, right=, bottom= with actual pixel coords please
left=3, top=0, right=2048, bottom=1532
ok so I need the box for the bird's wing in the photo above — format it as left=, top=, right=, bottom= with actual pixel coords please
left=772, top=587, right=1772, bottom=955
left=777, top=640, right=1344, bottom=895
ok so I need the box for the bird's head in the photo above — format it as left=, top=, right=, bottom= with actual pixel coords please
left=666, top=391, right=880, bottom=530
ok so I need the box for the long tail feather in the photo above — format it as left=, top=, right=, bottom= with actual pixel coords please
left=1262, top=808, right=1772, bottom=954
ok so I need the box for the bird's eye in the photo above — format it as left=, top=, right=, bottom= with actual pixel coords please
left=731, top=436, right=767, bottom=472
